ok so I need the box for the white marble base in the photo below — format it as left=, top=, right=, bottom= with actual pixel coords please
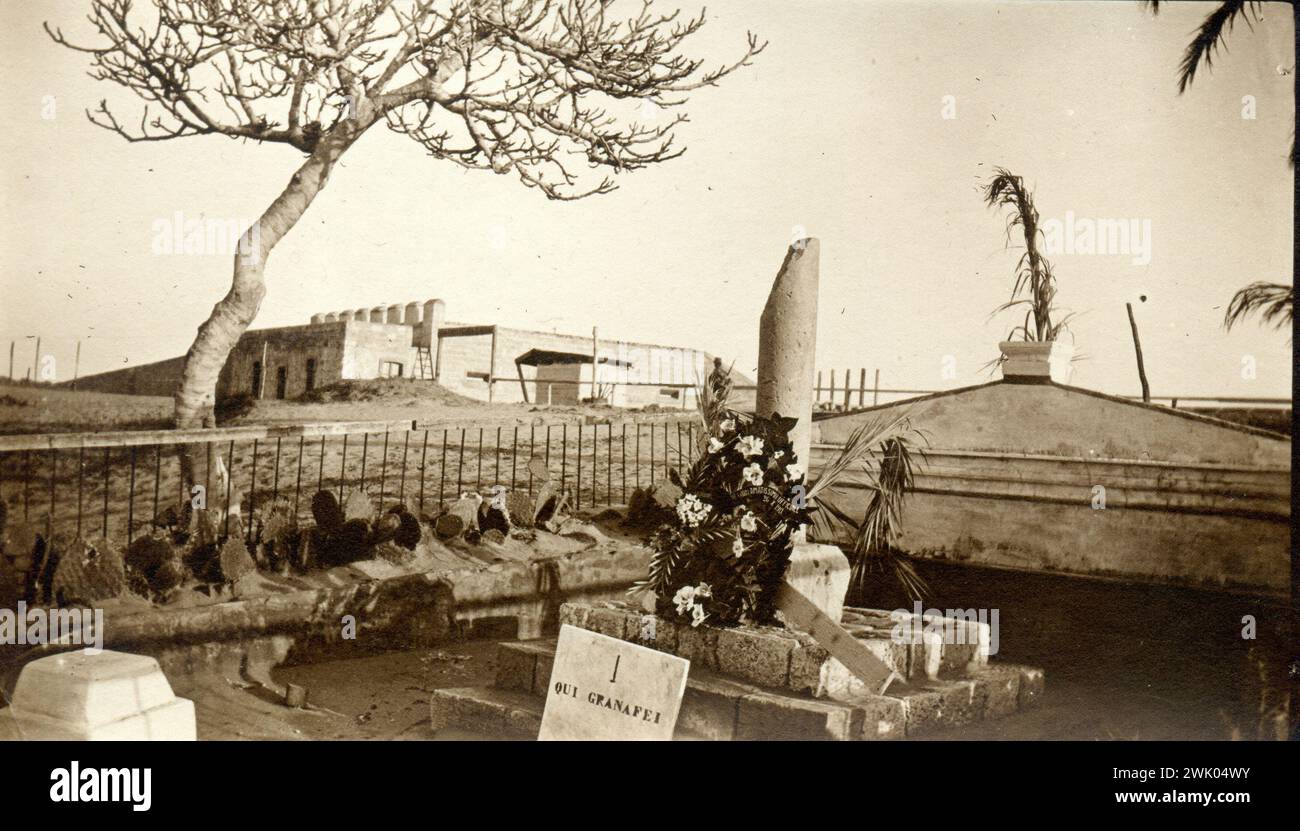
left=10, top=649, right=196, bottom=741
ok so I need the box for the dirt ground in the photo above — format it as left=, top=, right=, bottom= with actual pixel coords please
left=0, top=379, right=691, bottom=435
left=163, top=639, right=1257, bottom=741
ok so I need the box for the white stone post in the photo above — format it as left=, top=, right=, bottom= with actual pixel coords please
left=757, top=238, right=850, bottom=624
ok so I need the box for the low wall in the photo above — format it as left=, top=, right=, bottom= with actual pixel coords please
left=810, top=381, right=1291, bottom=597
left=70, top=356, right=187, bottom=398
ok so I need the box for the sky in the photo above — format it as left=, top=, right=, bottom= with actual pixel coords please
left=0, top=0, right=1293, bottom=401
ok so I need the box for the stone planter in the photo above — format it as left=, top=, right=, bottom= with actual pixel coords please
left=998, top=339, right=1073, bottom=384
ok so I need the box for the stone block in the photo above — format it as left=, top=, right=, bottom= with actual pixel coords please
left=11, top=650, right=196, bottom=741
left=892, top=687, right=944, bottom=737
left=557, top=603, right=589, bottom=631
left=493, top=644, right=537, bottom=692
left=783, top=542, right=850, bottom=626
left=852, top=694, right=907, bottom=741
left=1018, top=666, right=1045, bottom=708
left=583, top=604, right=630, bottom=641
left=735, top=691, right=861, bottom=741
left=633, top=611, right=679, bottom=655
left=675, top=623, right=719, bottom=671
left=429, top=687, right=540, bottom=738
left=678, top=675, right=742, bottom=740
left=971, top=664, right=1022, bottom=719
left=716, top=626, right=791, bottom=689
left=936, top=679, right=983, bottom=727
left=532, top=650, right=555, bottom=695
left=787, top=638, right=831, bottom=696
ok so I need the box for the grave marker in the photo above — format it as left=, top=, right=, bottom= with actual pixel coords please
left=538, top=624, right=688, bottom=740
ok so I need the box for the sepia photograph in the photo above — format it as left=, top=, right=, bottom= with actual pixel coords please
left=0, top=0, right=1294, bottom=799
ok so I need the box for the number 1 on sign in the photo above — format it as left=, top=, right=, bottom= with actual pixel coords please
left=609, top=655, right=620, bottom=683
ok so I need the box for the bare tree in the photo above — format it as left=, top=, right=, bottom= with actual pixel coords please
left=48, top=0, right=764, bottom=428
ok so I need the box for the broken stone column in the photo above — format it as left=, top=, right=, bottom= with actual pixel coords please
left=757, top=238, right=819, bottom=468
left=757, top=238, right=851, bottom=623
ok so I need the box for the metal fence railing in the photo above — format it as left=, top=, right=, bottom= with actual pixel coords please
left=0, top=417, right=702, bottom=550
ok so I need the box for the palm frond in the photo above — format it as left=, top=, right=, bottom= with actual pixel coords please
left=1223, top=282, right=1294, bottom=332
left=693, top=359, right=735, bottom=438
left=805, top=411, right=915, bottom=503
left=1162, top=0, right=1261, bottom=94
left=981, top=167, right=1065, bottom=342
left=846, top=434, right=929, bottom=603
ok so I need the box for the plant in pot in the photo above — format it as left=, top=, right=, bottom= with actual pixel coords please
left=632, top=374, right=926, bottom=630
left=982, top=167, right=1076, bottom=383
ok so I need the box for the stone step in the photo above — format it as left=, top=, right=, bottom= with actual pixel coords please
left=481, top=638, right=1042, bottom=740
left=428, top=686, right=544, bottom=738
left=558, top=601, right=990, bottom=700
left=427, top=684, right=714, bottom=740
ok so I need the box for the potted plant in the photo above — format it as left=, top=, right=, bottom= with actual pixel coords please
left=982, top=167, right=1075, bottom=383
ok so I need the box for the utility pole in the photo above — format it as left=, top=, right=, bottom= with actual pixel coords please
left=590, top=326, right=599, bottom=403
left=258, top=340, right=268, bottom=399
left=73, top=340, right=81, bottom=390
left=1125, top=302, right=1151, bottom=403
left=33, top=337, right=41, bottom=382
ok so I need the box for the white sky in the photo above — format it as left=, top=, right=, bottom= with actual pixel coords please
left=0, top=0, right=1293, bottom=400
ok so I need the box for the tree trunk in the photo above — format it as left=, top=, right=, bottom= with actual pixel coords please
left=173, top=113, right=376, bottom=429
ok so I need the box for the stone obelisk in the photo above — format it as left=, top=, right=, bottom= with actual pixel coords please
left=757, top=238, right=819, bottom=468
left=758, top=238, right=851, bottom=624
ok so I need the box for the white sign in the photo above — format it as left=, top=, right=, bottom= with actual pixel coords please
left=538, top=625, right=689, bottom=741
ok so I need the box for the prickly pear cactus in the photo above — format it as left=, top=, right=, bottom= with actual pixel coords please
left=310, top=490, right=344, bottom=534
left=50, top=537, right=127, bottom=606
left=218, top=537, right=256, bottom=584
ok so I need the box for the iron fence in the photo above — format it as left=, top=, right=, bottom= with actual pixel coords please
left=0, top=417, right=702, bottom=549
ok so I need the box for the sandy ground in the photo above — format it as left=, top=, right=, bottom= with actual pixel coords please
left=150, top=639, right=1252, bottom=741
left=0, top=379, right=693, bottom=436
left=0, top=640, right=1271, bottom=741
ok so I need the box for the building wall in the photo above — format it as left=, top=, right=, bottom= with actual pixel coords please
left=341, top=321, right=417, bottom=381
left=435, top=329, right=495, bottom=400
left=434, top=325, right=741, bottom=408
left=811, top=381, right=1291, bottom=596
left=217, top=322, right=348, bottom=399
left=814, top=381, right=1288, bottom=466
left=70, top=356, right=187, bottom=397
left=66, top=305, right=748, bottom=410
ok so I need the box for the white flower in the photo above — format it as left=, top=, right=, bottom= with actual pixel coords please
left=774, top=450, right=785, bottom=460
left=675, top=493, right=713, bottom=527
left=707, top=437, right=724, bottom=454
left=732, top=537, right=745, bottom=558
left=691, top=604, right=707, bottom=628
left=673, top=585, right=696, bottom=615
left=736, top=435, right=765, bottom=459
left=786, top=464, right=805, bottom=483
left=739, top=511, right=758, bottom=532
left=694, top=582, right=712, bottom=598
left=742, top=462, right=764, bottom=487
left=719, top=418, right=736, bottom=433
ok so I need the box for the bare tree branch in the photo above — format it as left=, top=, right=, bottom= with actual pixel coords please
left=50, top=0, right=763, bottom=195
